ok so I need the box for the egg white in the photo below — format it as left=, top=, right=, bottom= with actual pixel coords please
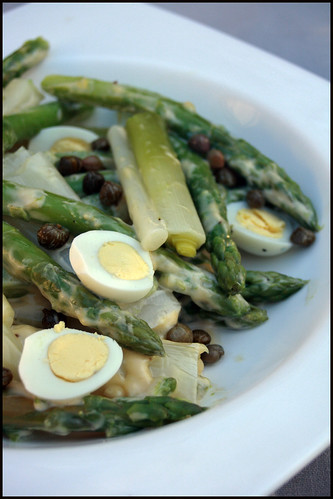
left=227, top=201, right=294, bottom=256
left=28, top=125, right=99, bottom=152
left=69, top=230, right=155, bottom=303
left=18, top=327, right=123, bottom=402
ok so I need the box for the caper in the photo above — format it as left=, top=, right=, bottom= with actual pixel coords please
left=37, top=223, right=70, bottom=250
left=290, top=227, right=316, bottom=247
left=246, top=189, right=265, bottom=209
left=201, top=344, right=224, bottom=364
left=42, top=308, right=67, bottom=329
left=82, top=171, right=105, bottom=195
left=99, top=181, right=123, bottom=206
left=166, top=323, right=193, bottom=343
left=188, top=133, right=211, bottom=155
left=91, top=137, right=110, bottom=151
left=207, top=149, right=225, bottom=170
left=192, top=329, right=211, bottom=345
left=214, top=166, right=239, bottom=187
left=58, top=155, right=83, bottom=176
left=81, top=155, right=104, bottom=172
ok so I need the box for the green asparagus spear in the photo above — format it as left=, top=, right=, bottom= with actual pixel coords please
left=41, top=75, right=320, bottom=231
left=170, top=134, right=246, bottom=295
left=217, top=183, right=249, bottom=205
left=222, top=305, right=268, bottom=329
left=81, top=193, right=130, bottom=223
left=3, top=37, right=49, bottom=87
left=192, top=248, right=308, bottom=304
left=216, top=183, right=249, bottom=206
left=152, top=377, right=177, bottom=396
left=2, top=267, right=33, bottom=298
left=3, top=394, right=205, bottom=440
left=243, top=270, right=308, bottom=304
left=224, top=186, right=249, bottom=204
left=3, top=180, right=250, bottom=319
left=3, top=221, right=164, bottom=356
left=179, top=298, right=268, bottom=329
left=3, top=179, right=133, bottom=237
left=153, top=247, right=251, bottom=318
left=3, top=101, right=93, bottom=153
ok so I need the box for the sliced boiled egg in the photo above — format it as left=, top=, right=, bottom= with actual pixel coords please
left=69, top=230, right=155, bottom=303
left=28, top=125, right=99, bottom=153
left=18, top=324, right=123, bottom=402
left=227, top=201, right=294, bottom=256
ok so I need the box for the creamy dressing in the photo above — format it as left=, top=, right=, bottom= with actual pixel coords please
left=98, top=349, right=153, bottom=398
left=263, top=188, right=312, bottom=219
left=9, top=186, right=46, bottom=211
left=180, top=160, right=229, bottom=234
left=200, top=194, right=226, bottom=232
left=153, top=252, right=215, bottom=306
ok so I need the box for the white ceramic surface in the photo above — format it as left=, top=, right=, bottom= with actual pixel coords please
left=3, top=3, right=330, bottom=496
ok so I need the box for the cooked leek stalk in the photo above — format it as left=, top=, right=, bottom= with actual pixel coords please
left=3, top=78, right=44, bottom=116
left=120, top=288, right=181, bottom=336
left=149, top=339, right=210, bottom=404
left=101, top=338, right=210, bottom=404
left=126, top=112, right=206, bottom=258
left=108, top=125, right=168, bottom=251
left=3, top=147, right=79, bottom=200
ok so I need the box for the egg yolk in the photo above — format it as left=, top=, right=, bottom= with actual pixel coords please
left=98, top=241, right=150, bottom=280
left=50, top=137, right=91, bottom=153
left=236, top=208, right=285, bottom=238
left=48, top=333, right=108, bottom=382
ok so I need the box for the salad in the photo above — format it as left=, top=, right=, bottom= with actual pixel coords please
left=3, top=37, right=319, bottom=441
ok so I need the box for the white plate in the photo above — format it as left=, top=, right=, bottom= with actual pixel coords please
left=3, top=3, right=330, bottom=496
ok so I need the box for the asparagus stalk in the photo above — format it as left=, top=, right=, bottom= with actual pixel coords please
left=179, top=298, right=268, bottom=329
left=126, top=112, right=206, bottom=257
left=222, top=305, right=268, bottom=329
left=3, top=179, right=134, bottom=237
left=3, top=37, right=49, bottom=87
left=152, top=247, right=251, bottom=318
left=81, top=192, right=130, bottom=222
left=223, top=186, right=249, bottom=204
left=3, top=394, right=205, bottom=440
left=3, top=101, right=93, bottom=153
left=2, top=266, right=33, bottom=298
left=243, top=270, right=308, bottom=304
left=192, top=248, right=308, bottom=304
left=3, top=180, right=250, bottom=318
left=41, top=74, right=320, bottom=231
left=170, top=134, right=246, bottom=295
left=3, top=221, right=164, bottom=357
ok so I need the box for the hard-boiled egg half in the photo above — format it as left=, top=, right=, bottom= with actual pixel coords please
left=227, top=201, right=294, bottom=256
left=69, top=230, right=155, bottom=304
left=18, top=324, right=123, bottom=402
left=28, top=125, right=99, bottom=153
